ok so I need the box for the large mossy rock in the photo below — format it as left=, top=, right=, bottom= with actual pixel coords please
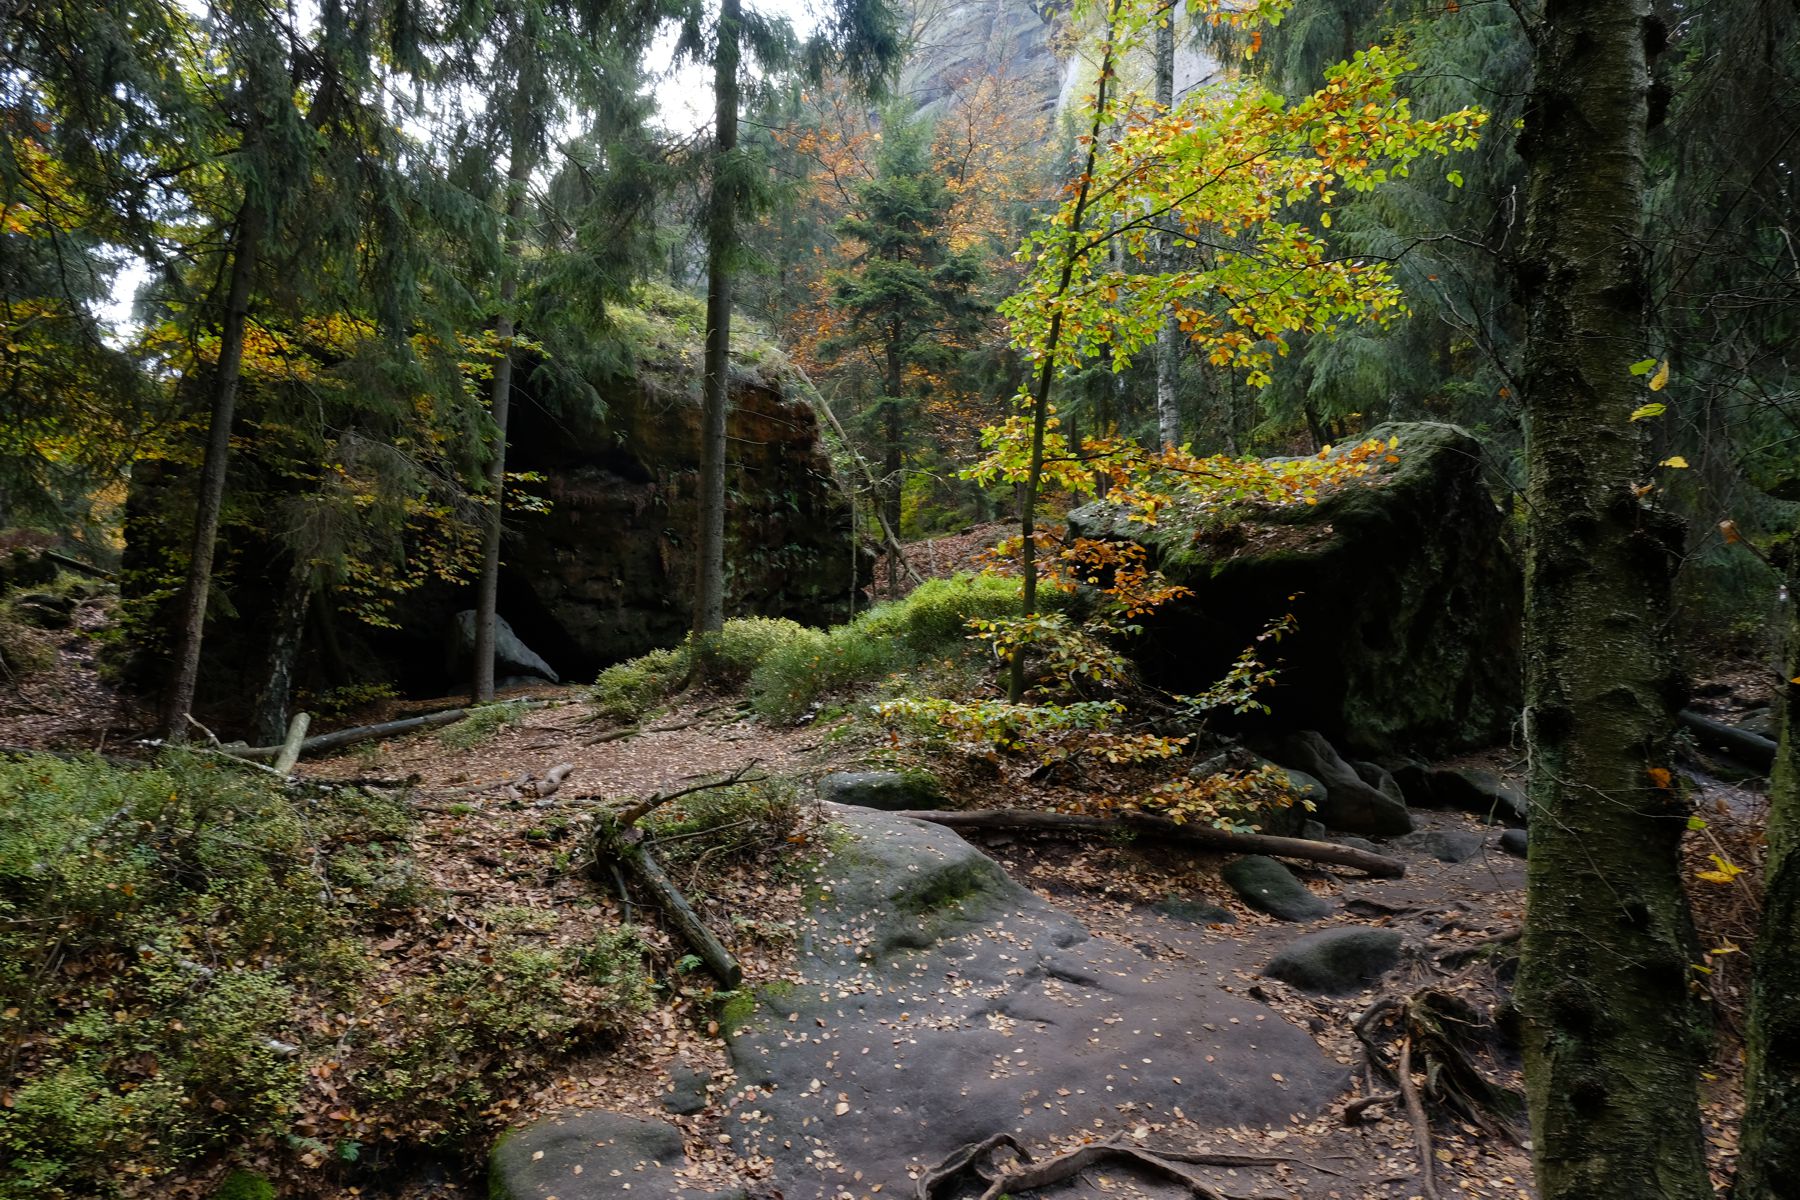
left=1068, top=422, right=1521, bottom=756
left=502, top=297, right=862, bottom=673
left=119, top=290, right=863, bottom=712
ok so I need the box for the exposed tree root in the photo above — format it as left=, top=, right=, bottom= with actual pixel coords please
left=892, top=807, right=1405, bottom=877
left=914, top=1134, right=1325, bottom=1200
left=1398, top=1035, right=1440, bottom=1200
left=1353, top=986, right=1527, bottom=1156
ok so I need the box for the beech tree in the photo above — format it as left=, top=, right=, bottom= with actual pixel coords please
left=978, top=0, right=1482, bottom=700
left=1509, top=0, right=1712, bottom=1191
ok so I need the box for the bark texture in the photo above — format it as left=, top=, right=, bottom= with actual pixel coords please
left=1738, top=566, right=1800, bottom=1198
left=162, top=202, right=264, bottom=740
left=1512, top=0, right=1710, bottom=1193
left=1152, top=6, right=1180, bottom=452
left=694, top=0, right=741, bottom=637
left=473, top=138, right=533, bottom=703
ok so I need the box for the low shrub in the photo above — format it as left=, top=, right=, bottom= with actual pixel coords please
left=591, top=646, right=689, bottom=722
left=589, top=574, right=1027, bottom=724
left=438, top=700, right=530, bottom=749
left=641, top=775, right=809, bottom=873
left=0, top=753, right=375, bottom=1197
left=349, top=935, right=650, bottom=1144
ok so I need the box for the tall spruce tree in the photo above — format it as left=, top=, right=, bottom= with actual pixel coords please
left=691, top=0, right=901, bottom=636
left=822, top=108, right=985, bottom=590
left=449, top=0, right=675, bottom=701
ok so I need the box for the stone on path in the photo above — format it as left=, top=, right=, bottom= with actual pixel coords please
left=1499, top=828, right=1528, bottom=858
left=1263, top=928, right=1406, bottom=995
left=1221, top=855, right=1334, bottom=922
left=1425, top=766, right=1528, bottom=825
left=1272, top=731, right=1414, bottom=836
left=721, top=811, right=1345, bottom=1193
left=1395, top=829, right=1487, bottom=863
left=661, top=1059, right=710, bottom=1115
left=816, top=769, right=943, bottom=811
left=1152, top=896, right=1236, bottom=925
left=489, top=1111, right=743, bottom=1200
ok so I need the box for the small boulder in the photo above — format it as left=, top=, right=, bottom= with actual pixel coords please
left=14, top=592, right=73, bottom=629
left=1428, top=767, right=1527, bottom=825
left=662, top=1059, right=711, bottom=1115
left=1300, top=818, right=1330, bottom=842
left=1499, top=828, right=1528, bottom=859
left=450, top=610, right=560, bottom=684
left=1152, top=896, right=1236, bottom=925
left=1274, top=731, right=1414, bottom=836
left=817, top=770, right=943, bottom=811
left=1352, top=760, right=1406, bottom=805
left=1263, top=927, right=1406, bottom=994
left=490, top=1111, right=743, bottom=1200
left=1221, top=856, right=1332, bottom=922
left=1395, top=829, right=1486, bottom=863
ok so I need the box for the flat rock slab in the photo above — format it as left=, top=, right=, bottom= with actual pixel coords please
left=1220, top=855, right=1334, bottom=922
left=723, top=811, right=1345, bottom=1193
left=1263, top=928, right=1406, bottom=995
left=490, top=1112, right=744, bottom=1200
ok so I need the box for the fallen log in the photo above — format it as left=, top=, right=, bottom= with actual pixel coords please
left=1678, top=708, right=1776, bottom=772
left=591, top=762, right=762, bottom=987
left=624, top=845, right=742, bottom=988
left=890, top=808, right=1406, bottom=878
left=225, top=700, right=548, bottom=763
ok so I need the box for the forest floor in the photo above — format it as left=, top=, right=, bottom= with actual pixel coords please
left=0, top=595, right=1770, bottom=1200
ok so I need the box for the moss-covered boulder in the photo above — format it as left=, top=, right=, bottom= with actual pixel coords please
left=1068, top=422, right=1520, bottom=755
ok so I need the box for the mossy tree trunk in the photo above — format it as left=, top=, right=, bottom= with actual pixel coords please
left=1738, top=551, right=1800, bottom=1197
left=1512, top=0, right=1710, bottom=1194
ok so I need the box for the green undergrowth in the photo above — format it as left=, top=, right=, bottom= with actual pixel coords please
left=438, top=700, right=530, bottom=749
left=0, top=752, right=653, bottom=1197
left=591, top=573, right=1026, bottom=723
left=639, top=775, right=808, bottom=878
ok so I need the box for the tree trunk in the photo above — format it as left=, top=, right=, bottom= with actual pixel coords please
left=694, top=0, right=741, bottom=638
left=1152, top=5, right=1180, bottom=452
left=472, top=136, right=534, bottom=703
left=251, top=553, right=314, bottom=745
left=1010, top=0, right=1123, bottom=704
left=161, top=201, right=265, bottom=740
left=1738, top=557, right=1800, bottom=1198
left=883, top=339, right=904, bottom=597
left=1511, top=0, right=1709, bottom=1193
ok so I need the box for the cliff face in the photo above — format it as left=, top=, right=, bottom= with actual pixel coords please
left=503, top=353, right=861, bottom=676
left=900, top=0, right=1223, bottom=121
left=120, top=292, right=862, bottom=718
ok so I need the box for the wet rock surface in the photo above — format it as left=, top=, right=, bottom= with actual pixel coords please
left=489, top=1111, right=745, bottom=1200
left=720, top=811, right=1346, bottom=1192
